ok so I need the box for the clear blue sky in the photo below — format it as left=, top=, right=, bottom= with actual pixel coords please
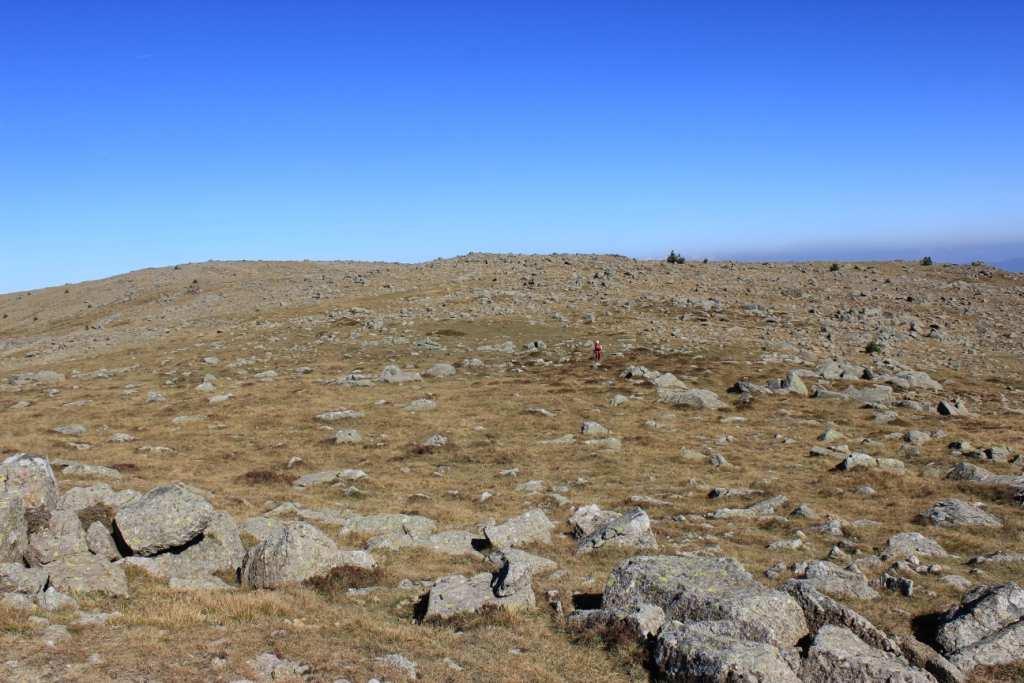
left=2, top=2, right=1023, bottom=292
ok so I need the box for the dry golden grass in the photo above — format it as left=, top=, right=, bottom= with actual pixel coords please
left=1, top=257, right=1022, bottom=680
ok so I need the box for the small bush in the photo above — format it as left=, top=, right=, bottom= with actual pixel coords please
left=865, top=340, right=883, bottom=354
left=829, top=263, right=840, bottom=272
left=920, top=256, right=933, bottom=266
left=666, top=251, right=685, bottom=264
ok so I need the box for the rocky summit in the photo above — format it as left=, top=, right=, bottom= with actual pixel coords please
left=0, top=254, right=1023, bottom=681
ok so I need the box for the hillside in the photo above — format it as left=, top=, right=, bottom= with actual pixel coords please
left=1, top=254, right=1023, bottom=682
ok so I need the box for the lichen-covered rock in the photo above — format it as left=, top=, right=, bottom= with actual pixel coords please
left=653, top=620, right=802, bottom=682
left=604, top=554, right=808, bottom=649
left=47, top=552, right=129, bottom=596
left=0, top=562, right=48, bottom=594
left=113, top=483, right=215, bottom=556
left=422, top=566, right=535, bottom=621
left=882, top=532, right=950, bottom=559
left=483, top=509, right=554, bottom=548
left=0, top=493, right=28, bottom=563
left=793, top=561, right=879, bottom=601
left=240, top=521, right=373, bottom=589
left=782, top=581, right=902, bottom=656
left=26, top=509, right=88, bottom=566
left=934, top=583, right=1024, bottom=671
left=921, top=499, right=1002, bottom=528
left=58, top=483, right=139, bottom=513
left=86, top=522, right=121, bottom=562
left=152, top=511, right=245, bottom=578
left=657, top=387, right=727, bottom=410
left=568, top=504, right=619, bottom=538
left=567, top=604, right=666, bottom=641
left=575, top=507, right=657, bottom=554
left=0, top=453, right=58, bottom=521
left=803, top=626, right=935, bottom=682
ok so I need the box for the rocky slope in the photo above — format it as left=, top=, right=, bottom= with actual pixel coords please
left=0, top=254, right=1022, bottom=681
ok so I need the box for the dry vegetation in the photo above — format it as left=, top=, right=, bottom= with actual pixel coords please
left=1, top=254, right=1022, bottom=681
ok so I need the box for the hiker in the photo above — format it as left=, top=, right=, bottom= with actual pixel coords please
left=593, top=340, right=603, bottom=363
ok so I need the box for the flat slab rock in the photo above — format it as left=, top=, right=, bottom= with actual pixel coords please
left=423, top=567, right=535, bottom=621
left=483, top=509, right=554, bottom=548
left=654, top=619, right=802, bottom=682
left=804, top=625, right=935, bottom=682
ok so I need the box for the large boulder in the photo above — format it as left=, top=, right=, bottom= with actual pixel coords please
left=604, top=555, right=808, bottom=649
left=240, top=522, right=374, bottom=589
left=653, top=620, right=801, bottom=682
left=148, top=511, right=245, bottom=579
left=0, top=454, right=58, bottom=522
left=0, top=493, right=28, bottom=563
left=934, top=583, right=1024, bottom=671
left=803, top=626, right=935, bottom=682
left=0, top=562, right=48, bottom=594
left=114, top=484, right=215, bottom=556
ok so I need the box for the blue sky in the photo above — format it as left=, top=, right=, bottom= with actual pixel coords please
left=1, top=2, right=1022, bottom=292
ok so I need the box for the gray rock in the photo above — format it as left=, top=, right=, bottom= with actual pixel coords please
left=26, top=509, right=88, bottom=566
left=47, top=552, right=129, bottom=596
left=921, top=499, right=1002, bottom=528
left=403, top=398, right=437, bottom=412
left=486, top=548, right=557, bottom=576
left=422, top=566, right=535, bottom=621
left=653, top=620, right=801, bottom=682
left=567, top=604, right=666, bottom=641
left=883, top=532, right=950, bottom=559
left=424, top=363, right=456, bottom=378
left=483, top=509, right=554, bottom=548
left=114, top=483, right=215, bottom=556
left=0, top=453, right=59, bottom=520
left=37, top=586, right=78, bottom=612
left=58, top=483, right=139, bottom=513
left=580, top=420, right=608, bottom=436
left=794, top=561, right=879, bottom=601
left=657, top=387, right=727, bottom=410
left=803, top=626, right=935, bottom=682
left=934, top=582, right=1024, bottom=671
left=0, top=562, right=48, bottom=593
left=248, top=652, right=311, bottom=681
left=85, top=522, right=120, bottom=561
left=783, top=581, right=902, bottom=655
left=0, top=493, right=28, bottom=563
left=315, top=409, right=364, bottom=422
left=379, top=364, right=422, bottom=384
left=899, top=636, right=966, bottom=683
left=333, top=429, right=363, bottom=444
left=575, top=507, right=657, bottom=554
left=240, top=521, right=374, bottom=589
left=604, top=555, right=808, bottom=649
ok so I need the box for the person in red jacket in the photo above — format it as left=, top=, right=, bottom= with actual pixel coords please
left=593, top=340, right=603, bottom=363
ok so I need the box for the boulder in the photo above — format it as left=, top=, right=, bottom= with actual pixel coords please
left=604, top=555, right=808, bottom=649
left=575, top=508, right=657, bottom=554
left=0, top=562, right=48, bottom=594
left=483, top=509, right=554, bottom=548
left=567, top=604, right=666, bottom=641
left=794, top=561, right=879, bottom=601
left=653, top=620, right=801, bottom=682
left=657, top=387, right=727, bottom=410
left=47, top=552, right=129, bottom=596
left=0, top=453, right=58, bottom=521
left=921, top=499, right=1002, bottom=528
left=422, top=562, right=535, bottom=621
left=782, top=581, right=902, bottom=655
left=803, top=625, right=935, bottom=682
left=86, top=522, right=121, bottom=561
left=240, top=522, right=373, bottom=589
left=0, top=493, right=28, bottom=563
left=26, top=509, right=88, bottom=566
left=934, top=583, right=1024, bottom=671
left=114, top=484, right=215, bottom=556
left=882, top=532, right=950, bottom=559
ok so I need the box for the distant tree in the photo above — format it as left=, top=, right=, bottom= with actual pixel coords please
left=666, top=251, right=685, bottom=264
left=920, top=256, right=933, bottom=266
left=829, top=263, right=840, bottom=272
